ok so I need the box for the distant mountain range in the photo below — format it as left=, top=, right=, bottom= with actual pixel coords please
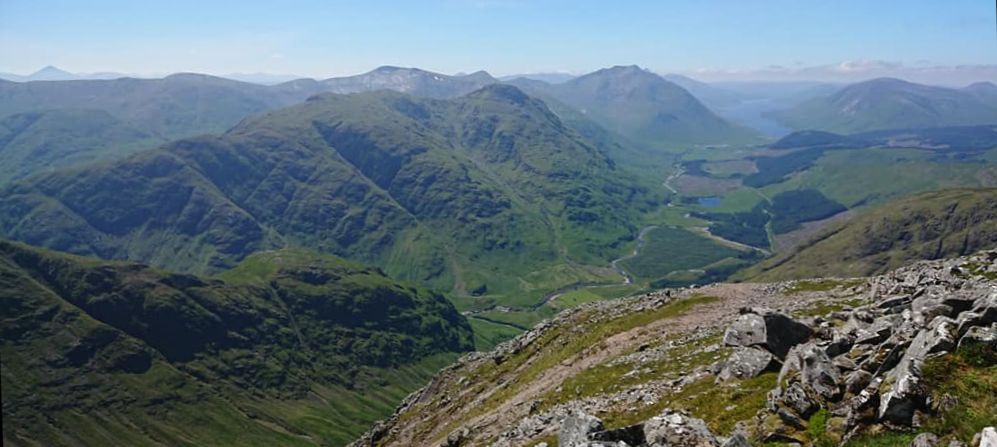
left=510, top=65, right=761, bottom=148
left=498, top=72, right=576, bottom=84
left=0, top=84, right=642, bottom=305
left=774, top=77, right=997, bottom=133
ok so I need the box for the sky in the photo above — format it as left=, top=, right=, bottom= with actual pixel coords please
left=1, top=0, right=996, bottom=84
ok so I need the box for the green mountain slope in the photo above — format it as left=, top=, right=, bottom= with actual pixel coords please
left=0, top=240, right=473, bottom=446
left=0, top=109, right=165, bottom=185
left=0, top=85, right=644, bottom=308
left=774, top=78, right=997, bottom=134
left=738, top=188, right=997, bottom=280
left=509, top=65, right=761, bottom=149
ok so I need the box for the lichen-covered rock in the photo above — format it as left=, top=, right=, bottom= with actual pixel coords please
left=643, top=410, right=719, bottom=447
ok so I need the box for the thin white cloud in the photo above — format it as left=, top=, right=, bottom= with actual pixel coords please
left=679, top=60, right=997, bottom=86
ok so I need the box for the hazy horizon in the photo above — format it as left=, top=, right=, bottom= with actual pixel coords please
left=2, top=0, right=996, bottom=85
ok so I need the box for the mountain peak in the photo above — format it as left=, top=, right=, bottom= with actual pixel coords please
left=465, top=83, right=531, bottom=105
left=27, top=65, right=76, bottom=81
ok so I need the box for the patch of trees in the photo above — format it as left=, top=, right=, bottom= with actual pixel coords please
left=742, top=147, right=826, bottom=187
left=768, top=189, right=847, bottom=234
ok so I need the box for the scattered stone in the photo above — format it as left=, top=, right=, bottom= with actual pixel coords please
left=910, top=432, right=939, bottom=447
left=643, top=410, right=719, bottom=447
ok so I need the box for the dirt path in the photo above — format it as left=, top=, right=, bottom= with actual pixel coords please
left=404, top=282, right=841, bottom=445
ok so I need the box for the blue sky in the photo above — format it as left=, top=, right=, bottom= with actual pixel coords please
left=1, top=0, right=995, bottom=82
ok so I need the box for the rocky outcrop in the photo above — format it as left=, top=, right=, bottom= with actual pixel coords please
left=750, top=250, right=997, bottom=444
left=723, top=308, right=813, bottom=359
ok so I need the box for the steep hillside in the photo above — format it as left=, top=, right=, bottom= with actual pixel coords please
left=774, top=78, right=997, bottom=134
left=739, top=188, right=997, bottom=281
left=352, top=251, right=997, bottom=447
left=0, top=85, right=644, bottom=307
left=0, top=109, right=164, bottom=184
left=510, top=66, right=760, bottom=149
left=0, top=240, right=473, bottom=446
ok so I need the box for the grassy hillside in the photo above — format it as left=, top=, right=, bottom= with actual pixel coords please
left=0, top=109, right=165, bottom=185
left=774, top=78, right=997, bottom=134
left=0, top=240, right=473, bottom=446
left=0, top=85, right=646, bottom=309
left=739, top=188, right=997, bottom=280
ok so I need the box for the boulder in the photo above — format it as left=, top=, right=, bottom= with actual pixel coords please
left=910, top=432, right=939, bottom=447
left=723, top=308, right=813, bottom=359
left=643, top=410, right=719, bottom=447
left=879, top=317, right=957, bottom=425
left=717, top=347, right=778, bottom=382
left=779, top=343, right=841, bottom=400
left=559, top=412, right=604, bottom=447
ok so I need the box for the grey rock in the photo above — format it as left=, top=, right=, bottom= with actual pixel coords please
left=833, top=355, right=859, bottom=372
left=721, top=434, right=751, bottom=447
left=592, top=423, right=645, bottom=446
left=723, top=313, right=767, bottom=348
left=912, top=296, right=954, bottom=326
left=643, top=410, right=719, bottom=447
left=717, top=347, right=778, bottom=382
left=559, top=412, right=604, bottom=447
left=956, top=311, right=986, bottom=338
left=980, top=426, right=997, bottom=447
left=780, top=343, right=841, bottom=400
left=910, top=432, right=939, bottom=447
left=724, top=308, right=813, bottom=359
left=824, top=333, right=855, bottom=357
left=781, top=381, right=818, bottom=418
left=879, top=317, right=958, bottom=425
left=845, top=369, right=873, bottom=394
left=958, top=324, right=997, bottom=350
left=855, top=317, right=894, bottom=345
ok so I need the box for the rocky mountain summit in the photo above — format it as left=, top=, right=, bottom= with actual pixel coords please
left=352, top=251, right=997, bottom=446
